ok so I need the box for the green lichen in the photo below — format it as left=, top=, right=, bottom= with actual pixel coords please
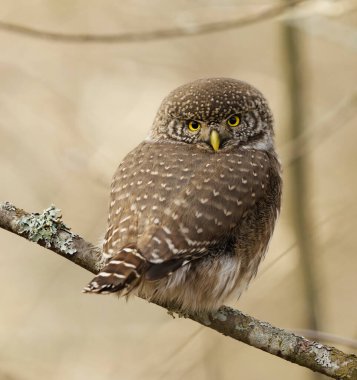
left=311, top=345, right=338, bottom=370
left=1, top=201, right=16, bottom=212
left=17, top=205, right=77, bottom=255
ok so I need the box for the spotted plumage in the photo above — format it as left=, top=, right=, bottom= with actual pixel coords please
left=84, top=78, right=282, bottom=313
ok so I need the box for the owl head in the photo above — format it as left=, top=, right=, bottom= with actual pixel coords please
left=150, top=78, right=275, bottom=153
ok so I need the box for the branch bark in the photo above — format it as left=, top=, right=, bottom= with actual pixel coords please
left=0, top=201, right=356, bottom=379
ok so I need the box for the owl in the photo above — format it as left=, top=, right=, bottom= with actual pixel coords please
left=84, top=78, right=282, bottom=313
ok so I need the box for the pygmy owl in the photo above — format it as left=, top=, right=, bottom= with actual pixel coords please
left=84, top=78, right=282, bottom=313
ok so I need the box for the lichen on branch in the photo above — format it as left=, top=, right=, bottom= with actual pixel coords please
left=17, top=205, right=77, bottom=254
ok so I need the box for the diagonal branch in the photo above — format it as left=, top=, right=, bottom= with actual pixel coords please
left=0, top=201, right=356, bottom=379
left=0, top=1, right=305, bottom=44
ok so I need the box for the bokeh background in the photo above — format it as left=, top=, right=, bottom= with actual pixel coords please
left=0, top=1, right=356, bottom=379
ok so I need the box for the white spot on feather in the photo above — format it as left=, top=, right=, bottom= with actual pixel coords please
left=120, top=216, right=131, bottom=224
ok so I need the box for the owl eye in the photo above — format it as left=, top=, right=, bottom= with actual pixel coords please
left=187, top=121, right=201, bottom=132
left=227, top=115, right=240, bottom=127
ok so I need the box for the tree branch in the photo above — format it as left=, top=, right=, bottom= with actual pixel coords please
left=0, top=201, right=356, bottom=379
left=0, top=1, right=305, bottom=44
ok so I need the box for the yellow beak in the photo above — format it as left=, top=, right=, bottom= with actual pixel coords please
left=210, top=130, right=220, bottom=152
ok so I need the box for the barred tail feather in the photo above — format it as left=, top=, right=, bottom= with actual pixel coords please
left=83, top=247, right=146, bottom=294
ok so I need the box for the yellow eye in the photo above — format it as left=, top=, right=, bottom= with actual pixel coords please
left=188, top=120, right=201, bottom=132
left=227, top=115, right=240, bottom=127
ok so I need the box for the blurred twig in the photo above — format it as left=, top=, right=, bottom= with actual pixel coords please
left=281, top=93, right=357, bottom=165
left=258, top=203, right=349, bottom=279
left=282, top=3, right=321, bottom=334
left=294, top=329, right=357, bottom=351
left=156, top=327, right=203, bottom=380
left=0, top=1, right=305, bottom=44
left=0, top=202, right=356, bottom=379
left=289, top=15, right=357, bottom=51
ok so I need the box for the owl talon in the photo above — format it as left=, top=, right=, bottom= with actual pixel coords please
left=167, top=310, right=176, bottom=319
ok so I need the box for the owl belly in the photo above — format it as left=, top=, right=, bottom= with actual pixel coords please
left=137, top=248, right=263, bottom=313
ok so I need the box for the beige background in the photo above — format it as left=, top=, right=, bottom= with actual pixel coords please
left=0, top=1, right=356, bottom=379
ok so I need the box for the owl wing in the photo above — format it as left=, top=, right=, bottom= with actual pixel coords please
left=84, top=142, right=279, bottom=293
left=133, top=143, right=278, bottom=280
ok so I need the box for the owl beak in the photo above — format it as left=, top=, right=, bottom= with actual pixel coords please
left=210, top=130, right=220, bottom=152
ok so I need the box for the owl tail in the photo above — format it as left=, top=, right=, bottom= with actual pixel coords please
left=82, top=247, right=146, bottom=294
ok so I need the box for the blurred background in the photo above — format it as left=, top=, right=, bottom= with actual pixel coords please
left=0, top=1, right=356, bottom=379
